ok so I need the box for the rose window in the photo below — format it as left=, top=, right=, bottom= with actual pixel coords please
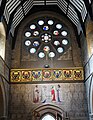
left=23, top=15, right=70, bottom=59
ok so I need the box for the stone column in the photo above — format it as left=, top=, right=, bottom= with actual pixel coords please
left=86, top=20, right=93, bottom=57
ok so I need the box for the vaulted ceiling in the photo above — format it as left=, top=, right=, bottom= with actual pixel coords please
left=0, top=0, right=93, bottom=37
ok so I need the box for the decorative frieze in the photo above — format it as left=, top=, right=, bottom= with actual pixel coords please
left=10, top=67, right=84, bottom=82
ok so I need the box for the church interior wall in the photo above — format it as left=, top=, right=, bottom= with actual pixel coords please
left=9, top=83, right=88, bottom=120
left=1, top=2, right=93, bottom=120
left=8, top=11, right=88, bottom=120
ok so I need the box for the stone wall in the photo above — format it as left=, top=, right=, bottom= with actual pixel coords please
left=84, top=20, right=93, bottom=120
left=5, top=36, right=12, bottom=68
left=9, top=83, right=88, bottom=120
left=0, top=76, right=9, bottom=120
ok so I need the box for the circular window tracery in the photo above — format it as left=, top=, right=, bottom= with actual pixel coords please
left=30, top=24, right=36, bottom=30
left=48, top=20, right=54, bottom=25
left=25, top=32, right=31, bottom=37
left=30, top=48, right=36, bottom=54
left=38, top=52, right=45, bottom=58
left=61, top=31, right=68, bottom=36
left=33, top=41, right=39, bottom=47
left=33, top=31, right=39, bottom=36
left=57, top=47, right=64, bottom=53
left=23, top=14, right=70, bottom=58
left=56, top=24, right=62, bottom=29
left=25, top=40, right=31, bottom=46
left=62, top=39, right=68, bottom=45
left=38, top=20, right=44, bottom=25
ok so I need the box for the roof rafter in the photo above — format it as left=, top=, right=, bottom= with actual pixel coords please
left=1, top=0, right=89, bottom=36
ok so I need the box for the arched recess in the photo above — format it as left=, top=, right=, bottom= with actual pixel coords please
left=0, top=22, right=6, bottom=60
left=31, top=104, right=65, bottom=120
left=13, top=11, right=82, bottom=68
left=0, top=76, right=7, bottom=119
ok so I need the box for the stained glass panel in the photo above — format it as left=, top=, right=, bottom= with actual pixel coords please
left=61, top=31, right=67, bottom=36
left=54, top=41, right=60, bottom=46
left=49, top=52, right=55, bottom=58
left=25, top=40, right=31, bottom=46
left=30, top=48, right=36, bottom=53
left=62, top=39, right=68, bottom=45
left=25, top=32, right=31, bottom=37
left=48, top=20, right=54, bottom=25
left=30, top=24, right=36, bottom=29
left=57, top=47, right=64, bottom=53
left=33, top=41, right=39, bottom=47
left=38, top=52, right=45, bottom=58
left=38, top=20, right=44, bottom=25
left=56, top=24, right=62, bottom=29
left=33, top=31, right=39, bottom=36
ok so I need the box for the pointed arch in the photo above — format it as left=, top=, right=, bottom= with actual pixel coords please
left=0, top=22, right=6, bottom=60
left=31, top=104, right=65, bottom=120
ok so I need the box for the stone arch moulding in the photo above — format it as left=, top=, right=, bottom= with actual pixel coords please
left=31, top=104, right=66, bottom=120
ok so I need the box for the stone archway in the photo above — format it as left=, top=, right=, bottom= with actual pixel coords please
left=32, top=104, right=65, bottom=120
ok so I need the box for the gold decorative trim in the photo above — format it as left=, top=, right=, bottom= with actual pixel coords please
left=10, top=67, right=84, bottom=82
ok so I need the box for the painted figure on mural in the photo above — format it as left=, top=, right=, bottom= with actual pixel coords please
left=33, top=85, right=40, bottom=103
left=51, top=86, right=56, bottom=101
left=56, top=84, right=62, bottom=102
left=41, top=85, right=47, bottom=103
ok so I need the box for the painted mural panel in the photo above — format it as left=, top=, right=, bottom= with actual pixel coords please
left=53, top=70, right=63, bottom=80
left=42, top=70, right=52, bottom=81
left=32, top=70, right=42, bottom=81
left=33, top=84, right=62, bottom=104
left=73, top=69, right=84, bottom=80
left=63, top=69, right=73, bottom=80
left=11, top=70, right=21, bottom=82
left=21, top=70, right=31, bottom=81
